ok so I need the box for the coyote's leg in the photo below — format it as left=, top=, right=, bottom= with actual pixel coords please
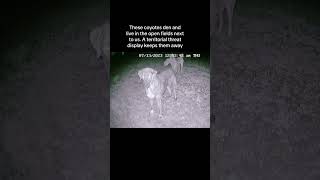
left=174, top=63, right=179, bottom=73
left=167, top=86, right=172, bottom=96
left=156, top=96, right=163, bottom=118
left=149, top=98, right=154, bottom=114
left=171, top=78, right=177, bottom=100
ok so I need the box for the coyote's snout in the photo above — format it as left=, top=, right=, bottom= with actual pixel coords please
left=210, top=0, right=237, bottom=36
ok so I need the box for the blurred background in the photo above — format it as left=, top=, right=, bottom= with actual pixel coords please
left=1, top=0, right=109, bottom=179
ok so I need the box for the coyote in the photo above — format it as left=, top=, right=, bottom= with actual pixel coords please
left=163, top=57, right=184, bottom=73
left=89, top=23, right=110, bottom=59
left=138, top=67, right=177, bottom=118
left=210, top=0, right=237, bottom=36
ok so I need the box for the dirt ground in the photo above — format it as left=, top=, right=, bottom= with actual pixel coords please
left=110, top=61, right=210, bottom=128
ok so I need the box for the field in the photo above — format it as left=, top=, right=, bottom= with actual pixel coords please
left=110, top=54, right=210, bottom=128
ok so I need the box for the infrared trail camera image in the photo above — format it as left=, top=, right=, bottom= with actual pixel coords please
left=210, top=0, right=320, bottom=179
left=0, top=1, right=109, bottom=179
left=110, top=53, right=210, bottom=128
left=0, top=0, right=319, bottom=179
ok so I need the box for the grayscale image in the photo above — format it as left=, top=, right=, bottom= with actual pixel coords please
left=210, top=0, right=237, bottom=37
left=89, top=23, right=110, bottom=60
left=210, top=0, right=320, bottom=179
left=110, top=53, right=210, bottom=128
left=0, top=2, right=109, bottom=179
left=1, top=0, right=320, bottom=178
